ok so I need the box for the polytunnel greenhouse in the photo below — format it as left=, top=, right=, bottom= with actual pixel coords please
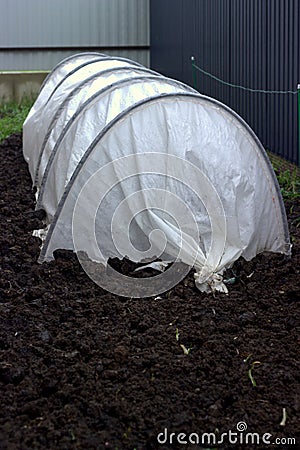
left=23, top=52, right=291, bottom=296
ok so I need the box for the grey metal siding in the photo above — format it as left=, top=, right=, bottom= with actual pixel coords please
left=0, top=49, right=150, bottom=71
left=150, top=0, right=300, bottom=164
left=0, top=0, right=150, bottom=69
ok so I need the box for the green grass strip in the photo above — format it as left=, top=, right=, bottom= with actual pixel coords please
left=0, top=99, right=34, bottom=143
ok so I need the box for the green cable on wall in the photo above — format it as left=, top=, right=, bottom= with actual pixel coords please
left=191, top=56, right=300, bottom=166
left=190, top=57, right=298, bottom=95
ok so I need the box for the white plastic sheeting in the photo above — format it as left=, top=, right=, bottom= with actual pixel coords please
left=23, top=53, right=291, bottom=295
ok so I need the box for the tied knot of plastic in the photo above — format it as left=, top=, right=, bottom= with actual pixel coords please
left=194, top=270, right=228, bottom=294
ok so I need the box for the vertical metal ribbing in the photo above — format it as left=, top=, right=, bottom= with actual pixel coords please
left=298, top=84, right=300, bottom=166
left=150, top=0, right=300, bottom=164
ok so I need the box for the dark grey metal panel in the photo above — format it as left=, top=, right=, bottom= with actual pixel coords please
left=265, top=0, right=299, bottom=163
left=150, top=0, right=300, bottom=164
left=150, top=0, right=183, bottom=80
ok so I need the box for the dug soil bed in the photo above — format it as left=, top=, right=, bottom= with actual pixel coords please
left=0, top=133, right=299, bottom=450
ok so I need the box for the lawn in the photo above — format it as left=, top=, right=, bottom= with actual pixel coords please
left=0, top=99, right=34, bottom=143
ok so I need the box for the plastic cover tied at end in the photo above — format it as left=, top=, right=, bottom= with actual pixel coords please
left=22, top=53, right=291, bottom=297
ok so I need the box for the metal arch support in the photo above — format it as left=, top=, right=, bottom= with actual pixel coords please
left=39, top=52, right=107, bottom=92
left=34, top=65, right=162, bottom=186
left=44, top=55, right=144, bottom=105
left=36, top=73, right=196, bottom=207
left=38, top=91, right=290, bottom=262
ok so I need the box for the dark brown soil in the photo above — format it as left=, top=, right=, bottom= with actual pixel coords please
left=0, top=133, right=299, bottom=450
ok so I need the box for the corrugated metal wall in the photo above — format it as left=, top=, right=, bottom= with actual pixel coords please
left=150, top=0, right=300, bottom=164
left=0, top=0, right=150, bottom=69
